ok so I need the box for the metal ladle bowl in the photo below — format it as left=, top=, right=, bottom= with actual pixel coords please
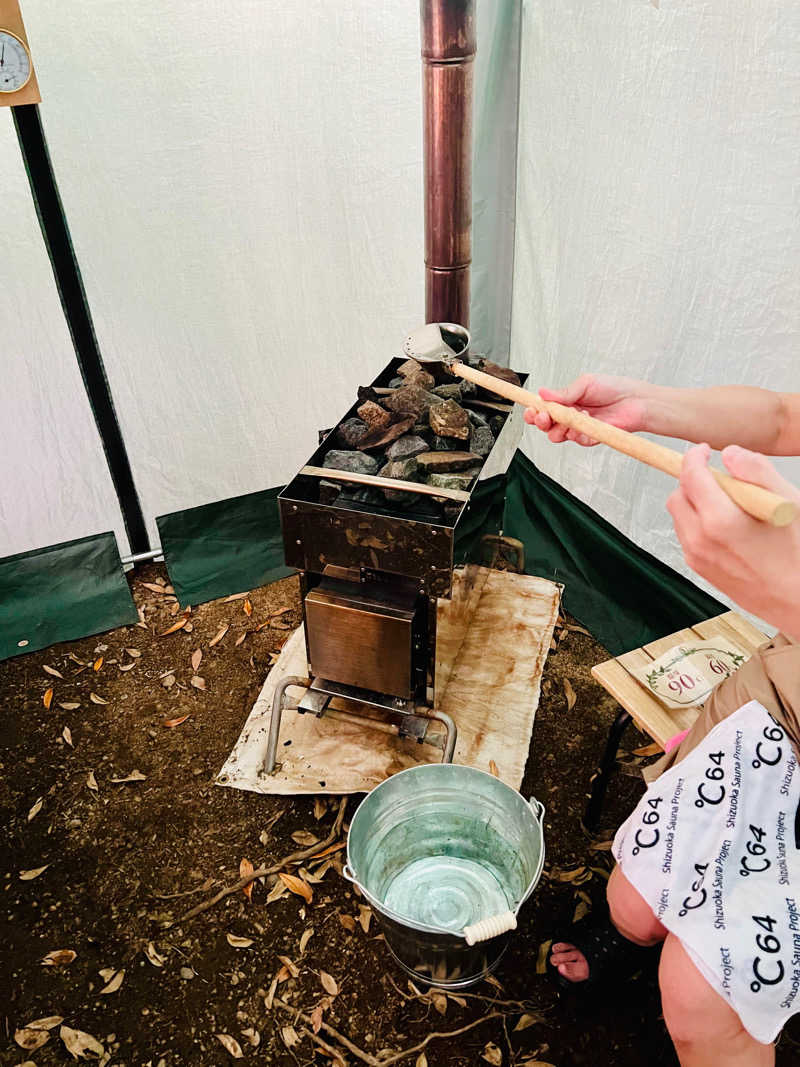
left=403, top=322, right=471, bottom=364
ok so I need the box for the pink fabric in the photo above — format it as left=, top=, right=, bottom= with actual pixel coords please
left=663, top=728, right=690, bottom=754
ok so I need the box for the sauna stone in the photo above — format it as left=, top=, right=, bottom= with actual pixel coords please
left=429, top=398, right=470, bottom=440
left=323, top=450, right=380, bottom=476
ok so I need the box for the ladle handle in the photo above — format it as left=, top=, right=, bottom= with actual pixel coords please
left=451, top=362, right=797, bottom=528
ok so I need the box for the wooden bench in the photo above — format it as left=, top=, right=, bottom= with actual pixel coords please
left=584, top=610, right=770, bottom=831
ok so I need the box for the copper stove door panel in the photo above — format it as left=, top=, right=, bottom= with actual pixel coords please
left=305, top=594, right=414, bottom=699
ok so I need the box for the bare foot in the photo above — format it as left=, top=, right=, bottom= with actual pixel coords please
left=550, top=941, right=590, bottom=982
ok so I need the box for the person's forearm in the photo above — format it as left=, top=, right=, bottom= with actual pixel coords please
left=641, top=384, right=787, bottom=453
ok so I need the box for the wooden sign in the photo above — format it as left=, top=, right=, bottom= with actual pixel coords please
left=0, top=0, right=40, bottom=105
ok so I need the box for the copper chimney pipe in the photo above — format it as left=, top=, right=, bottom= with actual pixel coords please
left=421, top=0, right=475, bottom=327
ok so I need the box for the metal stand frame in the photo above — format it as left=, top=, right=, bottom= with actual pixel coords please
left=264, top=675, right=458, bottom=775
left=583, top=709, right=632, bottom=833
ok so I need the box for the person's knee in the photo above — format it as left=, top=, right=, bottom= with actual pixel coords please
left=606, top=866, right=666, bottom=946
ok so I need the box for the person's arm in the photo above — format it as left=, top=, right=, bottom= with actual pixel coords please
left=526, top=374, right=800, bottom=455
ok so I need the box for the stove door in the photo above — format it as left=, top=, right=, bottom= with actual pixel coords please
left=304, top=578, right=419, bottom=700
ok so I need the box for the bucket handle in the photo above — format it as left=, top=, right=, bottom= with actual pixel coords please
left=528, top=796, right=545, bottom=823
left=463, top=911, right=517, bottom=945
left=343, top=864, right=357, bottom=885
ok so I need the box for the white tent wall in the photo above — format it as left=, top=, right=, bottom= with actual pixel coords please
left=511, top=0, right=800, bottom=613
left=17, top=0, right=520, bottom=551
left=0, top=115, right=128, bottom=560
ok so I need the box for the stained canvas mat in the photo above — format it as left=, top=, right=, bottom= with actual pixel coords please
left=217, top=570, right=560, bottom=796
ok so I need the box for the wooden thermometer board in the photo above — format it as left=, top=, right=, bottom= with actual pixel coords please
left=0, top=0, right=40, bottom=105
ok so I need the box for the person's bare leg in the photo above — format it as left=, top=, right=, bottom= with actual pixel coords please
left=660, top=933, right=774, bottom=1066
left=551, top=864, right=667, bottom=982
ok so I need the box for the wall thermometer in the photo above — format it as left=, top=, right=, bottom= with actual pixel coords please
left=0, top=28, right=31, bottom=93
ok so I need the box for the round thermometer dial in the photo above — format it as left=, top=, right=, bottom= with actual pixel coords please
left=0, top=30, right=32, bottom=94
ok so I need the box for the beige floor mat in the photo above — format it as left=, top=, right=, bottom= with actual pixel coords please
left=217, top=569, right=560, bottom=795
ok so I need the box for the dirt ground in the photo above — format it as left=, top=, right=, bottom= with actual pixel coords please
left=2, top=566, right=799, bottom=1066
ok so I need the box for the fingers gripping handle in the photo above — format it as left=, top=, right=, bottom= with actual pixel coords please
left=450, top=362, right=797, bottom=527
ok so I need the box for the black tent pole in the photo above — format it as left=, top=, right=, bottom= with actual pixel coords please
left=12, top=103, right=150, bottom=555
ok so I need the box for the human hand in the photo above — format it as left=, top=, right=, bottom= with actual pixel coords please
left=667, top=444, right=800, bottom=638
left=523, top=374, right=649, bottom=446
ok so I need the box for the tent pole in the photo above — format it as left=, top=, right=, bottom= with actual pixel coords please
left=421, top=0, right=475, bottom=327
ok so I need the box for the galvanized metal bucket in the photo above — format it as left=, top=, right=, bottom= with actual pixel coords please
left=345, top=764, right=545, bottom=989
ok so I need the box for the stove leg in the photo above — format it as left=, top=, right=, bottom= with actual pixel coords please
left=264, top=676, right=310, bottom=774
left=427, top=710, right=457, bottom=763
left=583, top=708, right=631, bottom=833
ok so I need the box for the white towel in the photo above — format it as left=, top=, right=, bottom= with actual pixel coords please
left=614, top=700, right=800, bottom=1044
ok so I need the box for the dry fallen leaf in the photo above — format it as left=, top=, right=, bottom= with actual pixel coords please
left=358, top=904, right=372, bottom=933
left=163, top=715, right=190, bottom=728
left=125, top=647, right=142, bottom=658
left=266, top=879, right=287, bottom=904
left=59, top=702, right=80, bottom=710
left=16, top=1016, right=64, bottom=1051
left=632, top=741, right=662, bottom=757
left=241, top=1027, right=260, bottom=1048
left=264, top=974, right=279, bottom=1009
left=240, top=858, right=255, bottom=902
left=92, top=657, right=103, bottom=672
left=573, top=898, right=590, bottom=923
left=563, top=678, right=577, bottom=711
left=27, top=796, right=44, bottom=821
left=311, top=1002, right=325, bottom=1034
left=216, top=1033, right=244, bottom=1059
left=190, top=675, right=206, bottom=690
left=110, top=770, right=146, bottom=783
left=431, top=991, right=447, bottom=1015
left=62, top=726, right=74, bottom=747
left=338, top=913, right=356, bottom=933
left=144, top=942, right=166, bottom=967
left=488, top=759, right=500, bottom=778
left=535, top=939, right=552, bottom=975
left=550, top=865, right=592, bottom=885
left=99, top=968, right=125, bottom=994
left=191, top=648, right=202, bottom=671
left=313, top=797, right=328, bottom=821
left=279, top=872, right=313, bottom=903
left=588, top=839, right=614, bottom=851
left=514, top=1013, right=543, bottom=1032
left=43, top=665, right=64, bottom=679
left=299, top=927, right=314, bottom=954
left=160, top=617, right=189, bottom=637
left=89, top=693, right=108, bottom=705
left=20, top=865, right=50, bottom=881
left=41, top=948, right=76, bottom=966
left=243, top=598, right=253, bottom=617
left=209, top=624, right=229, bottom=647
left=415, top=1054, right=428, bottom=1067
left=226, top=933, right=254, bottom=949
left=140, top=582, right=168, bottom=595
left=224, top=592, right=249, bottom=602
left=291, top=830, right=319, bottom=847
left=234, top=632, right=247, bottom=646
left=161, top=674, right=176, bottom=689
left=320, top=970, right=339, bottom=996
left=14, top=1027, right=50, bottom=1051
left=482, top=1042, right=503, bottom=1065
left=281, top=1026, right=300, bottom=1049
left=43, top=688, right=53, bottom=709
left=86, top=771, right=99, bottom=793
left=277, top=954, right=300, bottom=978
